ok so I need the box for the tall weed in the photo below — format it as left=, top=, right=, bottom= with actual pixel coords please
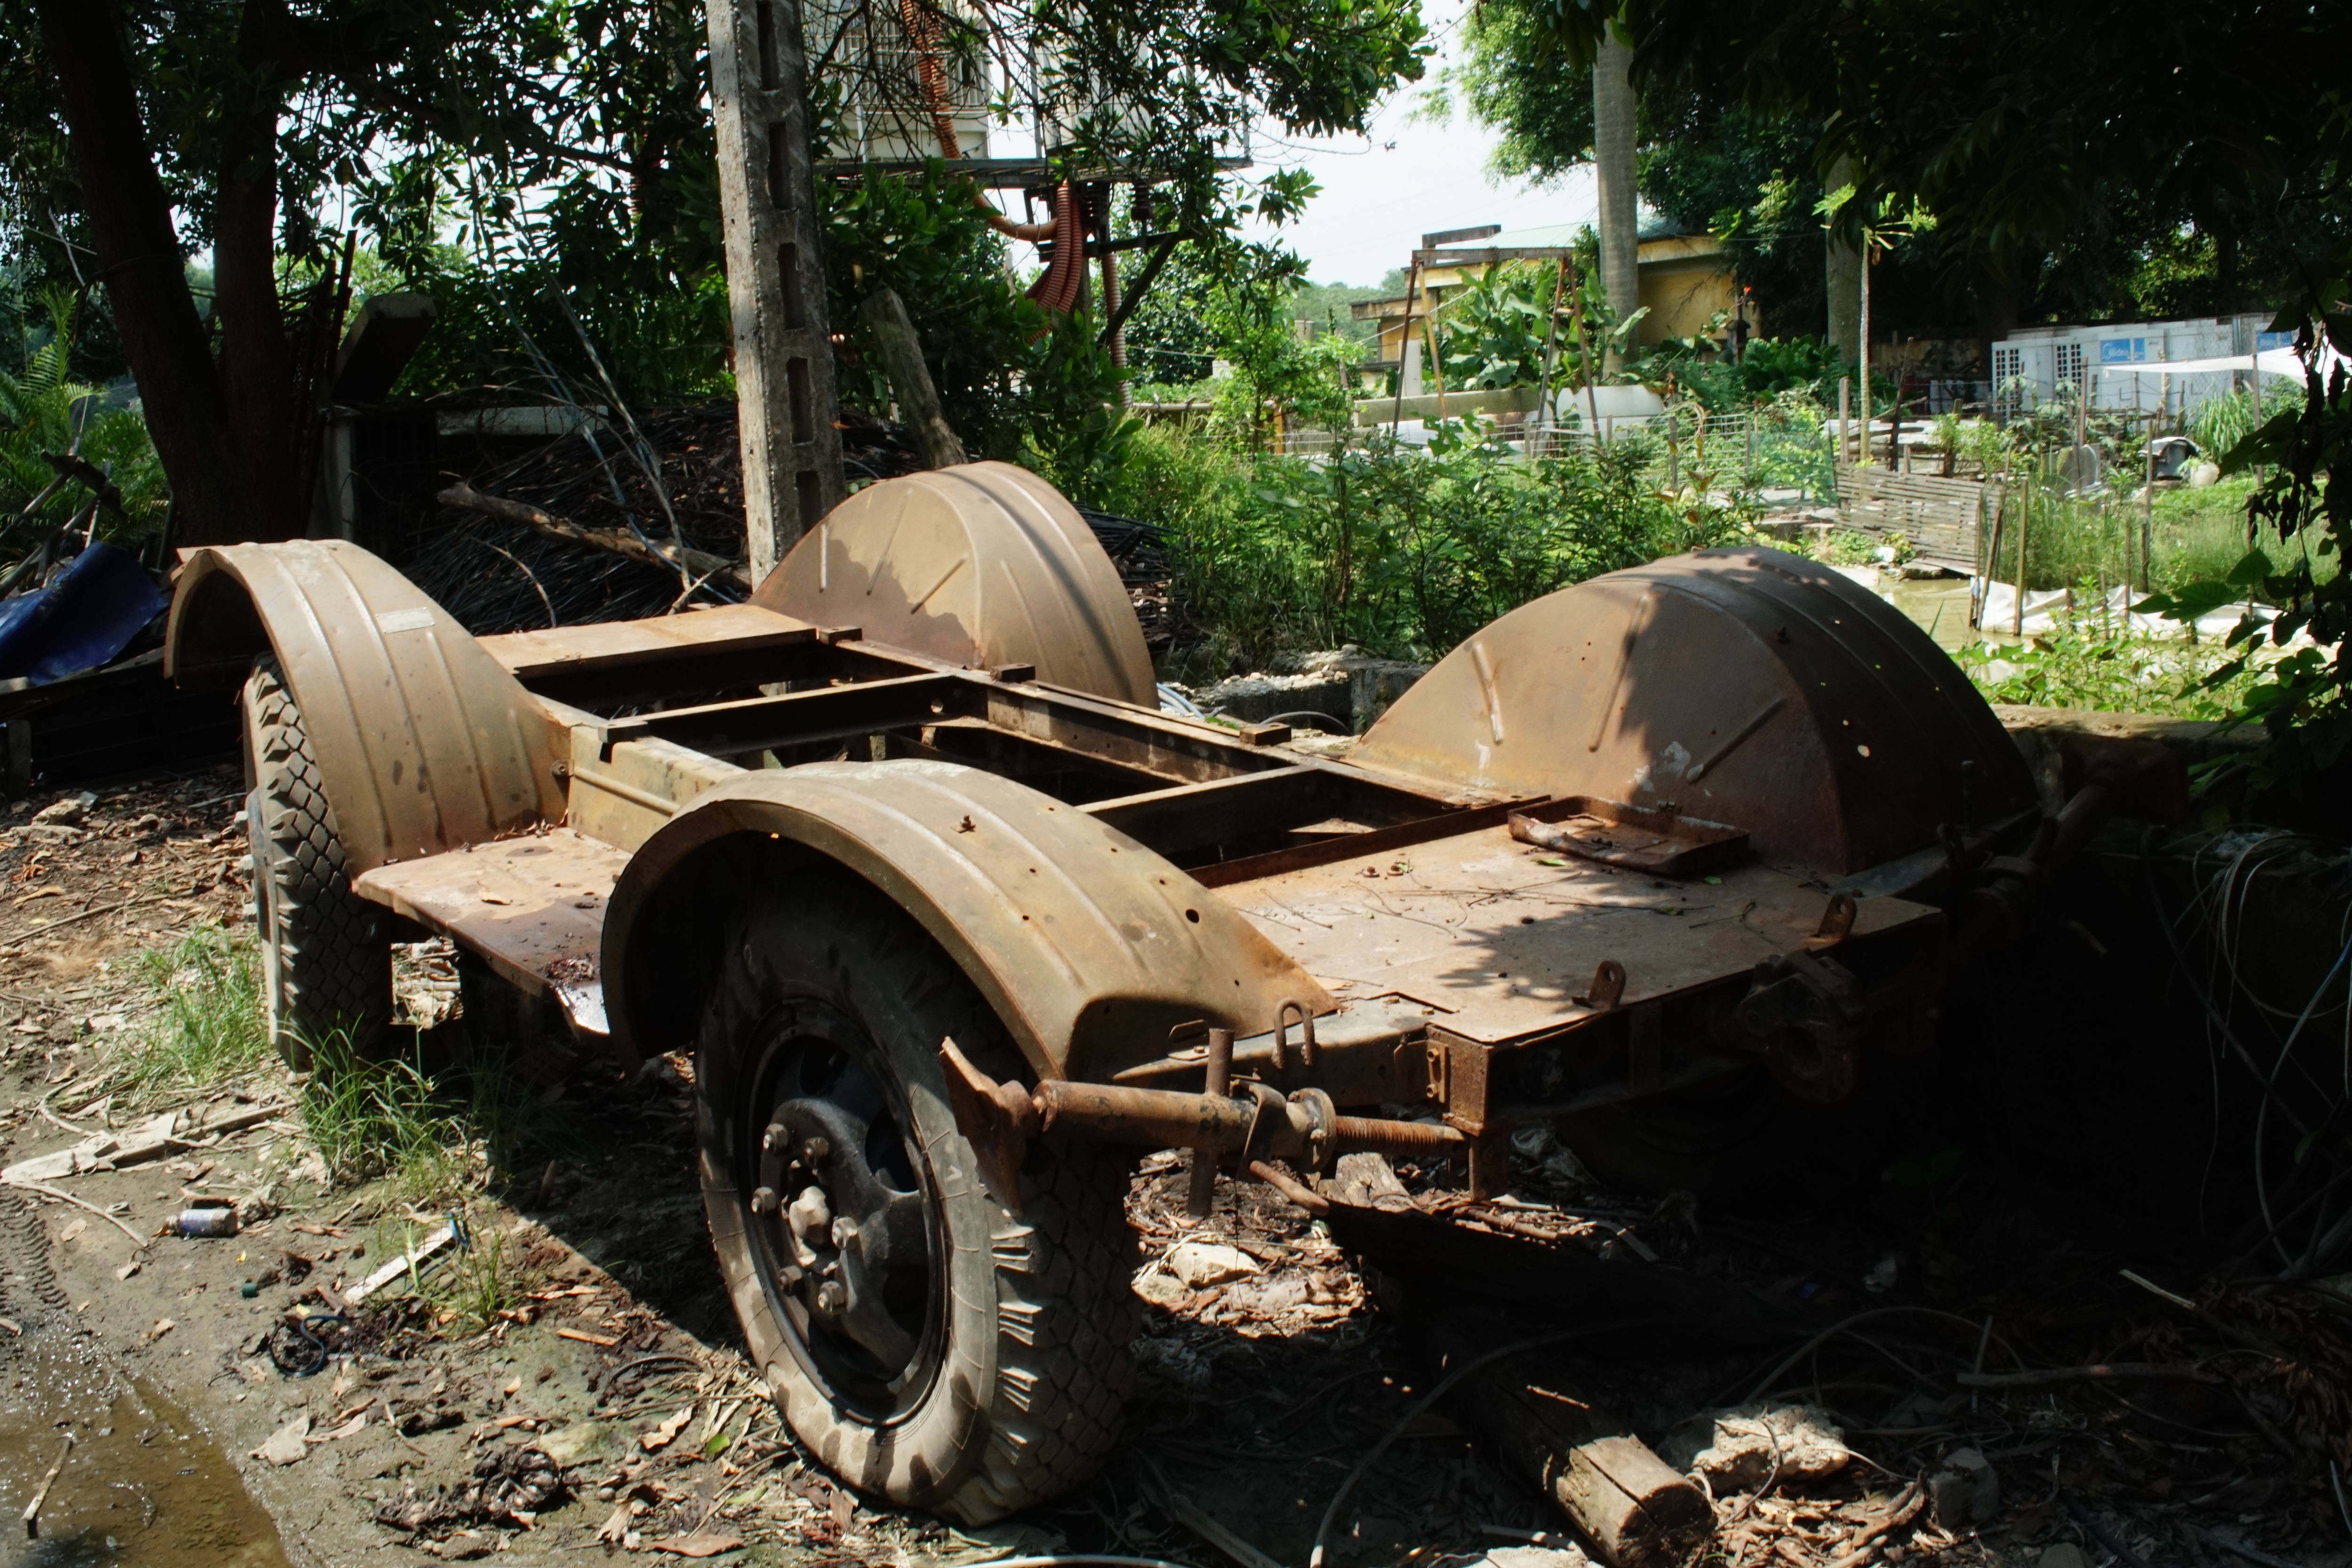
left=124, top=926, right=271, bottom=1095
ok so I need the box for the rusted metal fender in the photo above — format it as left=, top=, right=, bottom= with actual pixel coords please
left=601, top=760, right=1332, bottom=1079
left=753, top=461, right=1155, bottom=705
left=165, top=541, right=566, bottom=873
left=1351, top=545, right=2038, bottom=876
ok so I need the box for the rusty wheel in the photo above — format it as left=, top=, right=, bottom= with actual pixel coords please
left=696, top=868, right=1135, bottom=1523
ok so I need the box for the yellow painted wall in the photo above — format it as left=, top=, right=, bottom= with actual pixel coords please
left=1353, top=233, right=1742, bottom=367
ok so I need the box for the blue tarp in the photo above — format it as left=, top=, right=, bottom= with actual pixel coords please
left=0, top=542, right=168, bottom=685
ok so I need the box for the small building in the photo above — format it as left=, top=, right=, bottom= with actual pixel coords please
left=1988, top=313, right=2289, bottom=422
left=1349, top=216, right=1748, bottom=386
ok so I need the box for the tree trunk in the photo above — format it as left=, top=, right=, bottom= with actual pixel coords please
left=1825, top=155, right=1861, bottom=367
left=1973, top=254, right=2022, bottom=389
left=860, top=287, right=968, bottom=469
left=1592, top=29, right=1640, bottom=374
left=214, top=0, right=298, bottom=541
left=32, top=0, right=250, bottom=546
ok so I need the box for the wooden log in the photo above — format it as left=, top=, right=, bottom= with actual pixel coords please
left=1437, top=1323, right=1712, bottom=1568
left=860, top=287, right=968, bottom=470
left=435, top=483, right=751, bottom=593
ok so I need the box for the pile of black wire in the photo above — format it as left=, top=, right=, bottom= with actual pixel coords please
left=1076, top=507, right=1170, bottom=589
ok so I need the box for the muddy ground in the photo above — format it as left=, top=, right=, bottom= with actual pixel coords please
left=0, top=767, right=2344, bottom=1568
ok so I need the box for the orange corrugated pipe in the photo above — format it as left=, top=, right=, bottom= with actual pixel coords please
left=898, top=0, right=1058, bottom=243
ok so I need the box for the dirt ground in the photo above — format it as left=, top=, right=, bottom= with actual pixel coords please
left=0, top=767, right=2345, bottom=1568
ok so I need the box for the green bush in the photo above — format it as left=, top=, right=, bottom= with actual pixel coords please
left=1104, top=420, right=1755, bottom=672
left=1956, top=621, right=2262, bottom=719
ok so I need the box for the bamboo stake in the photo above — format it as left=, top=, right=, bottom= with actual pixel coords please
left=24, top=1432, right=72, bottom=1538
left=1532, top=259, right=1568, bottom=459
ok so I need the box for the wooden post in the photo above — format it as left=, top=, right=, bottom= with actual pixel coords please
left=1424, top=287, right=1448, bottom=425
left=1975, top=486, right=2005, bottom=630
left=2142, top=427, right=2156, bottom=595
left=706, top=0, right=847, bottom=583
left=1838, top=375, right=1851, bottom=463
left=860, top=287, right=967, bottom=470
left=2014, top=478, right=2030, bottom=637
left=1569, top=263, right=1604, bottom=444
left=1389, top=259, right=1420, bottom=436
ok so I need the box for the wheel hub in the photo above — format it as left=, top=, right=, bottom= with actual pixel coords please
left=752, top=1072, right=930, bottom=1378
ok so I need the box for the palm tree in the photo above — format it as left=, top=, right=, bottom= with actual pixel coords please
left=1592, top=24, right=1638, bottom=374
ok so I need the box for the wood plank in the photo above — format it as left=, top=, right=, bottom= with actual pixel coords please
left=478, top=603, right=815, bottom=684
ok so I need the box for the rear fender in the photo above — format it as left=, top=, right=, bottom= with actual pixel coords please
left=166, top=541, right=566, bottom=873
left=601, top=760, right=1332, bottom=1080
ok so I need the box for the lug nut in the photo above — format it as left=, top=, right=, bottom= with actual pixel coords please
left=814, top=1281, right=847, bottom=1314
left=749, top=1186, right=778, bottom=1215
left=761, top=1122, right=787, bottom=1154
left=801, top=1135, right=831, bottom=1165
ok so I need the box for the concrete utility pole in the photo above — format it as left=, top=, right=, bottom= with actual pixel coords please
left=705, top=0, right=846, bottom=584
left=1592, top=28, right=1640, bottom=374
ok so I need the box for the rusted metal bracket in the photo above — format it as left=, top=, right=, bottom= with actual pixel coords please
left=1807, top=891, right=1857, bottom=949
left=1575, top=959, right=1627, bottom=1011
left=940, top=1037, right=1040, bottom=1214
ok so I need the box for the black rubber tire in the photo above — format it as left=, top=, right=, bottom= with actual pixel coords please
left=696, top=868, right=1135, bottom=1524
left=242, top=657, right=391, bottom=1068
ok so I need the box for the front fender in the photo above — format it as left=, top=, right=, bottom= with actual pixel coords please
left=602, top=760, right=1332, bottom=1081
left=166, top=540, right=565, bottom=872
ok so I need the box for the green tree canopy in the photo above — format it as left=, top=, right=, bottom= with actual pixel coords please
left=0, top=0, right=1428, bottom=544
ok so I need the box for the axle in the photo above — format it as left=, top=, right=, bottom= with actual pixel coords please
left=939, top=1038, right=1462, bottom=1217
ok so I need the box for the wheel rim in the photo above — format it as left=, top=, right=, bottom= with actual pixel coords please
left=739, top=1002, right=945, bottom=1423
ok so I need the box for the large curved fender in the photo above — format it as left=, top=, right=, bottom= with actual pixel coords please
left=166, top=540, right=566, bottom=873
left=1352, top=545, right=2037, bottom=877
left=603, top=760, right=1333, bottom=1081
left=754, top=462, right=1155, bottom=706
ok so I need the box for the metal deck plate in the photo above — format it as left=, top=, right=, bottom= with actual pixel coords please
left=1226, top=821, right=1938, bottom=1043
left=353, top=829, right=631, bottom=1039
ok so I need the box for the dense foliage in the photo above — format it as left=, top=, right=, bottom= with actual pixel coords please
left=0, top=290, right=167, bottom=546
left=1102, top=421, right=1753, bottom=670
left=0, top=0, right=1428, bottom=542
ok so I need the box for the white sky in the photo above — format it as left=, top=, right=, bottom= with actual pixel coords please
left=1240, top=0, right=1597, bottom=286
left=985, top=0, right=1597, bottom=288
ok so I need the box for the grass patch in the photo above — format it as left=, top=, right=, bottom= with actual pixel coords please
left=119, top=925, right=271, bottom=1096
left=293, top=1023, right=564, bottom=1208
left=365, top=1211, right=532, bottom=1335
left=298, top=1030, right=477, bottom=1202
left=1996, top=474, right=2330, bottom=595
